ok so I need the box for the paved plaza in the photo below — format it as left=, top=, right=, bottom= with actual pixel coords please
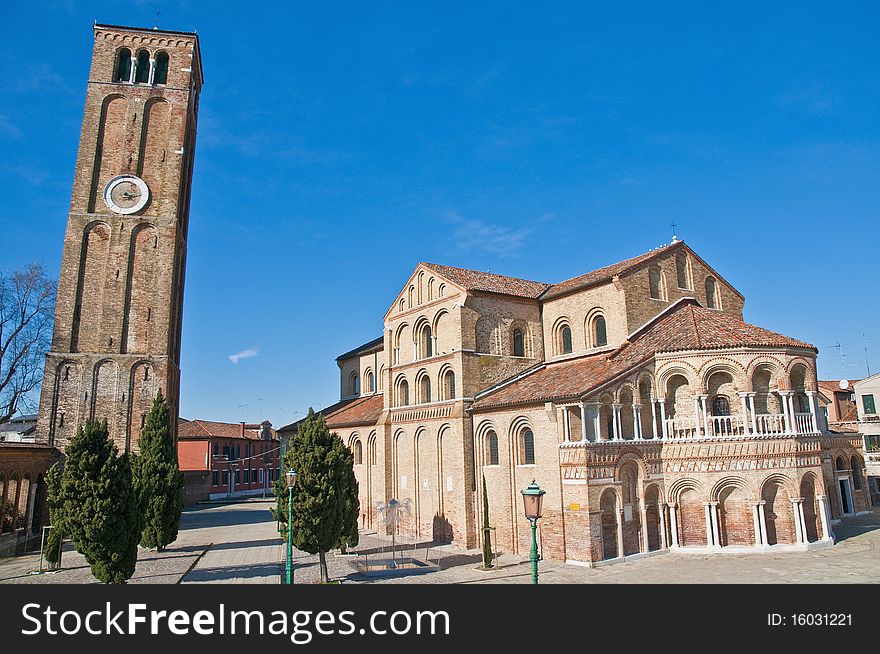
left=1, top=501, right=878, bottom=584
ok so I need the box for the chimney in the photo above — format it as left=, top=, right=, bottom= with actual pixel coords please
left=240, top=421, right=245, bottom=439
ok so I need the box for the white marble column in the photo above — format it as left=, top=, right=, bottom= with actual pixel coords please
left=797, top=499, right=809, bottom=543
left=752, top=503, right=763, bottom=546
left=805, top=390, right=819, bottom=434
left=658, top=398, right=668, bottom=438
left=817, top=494, right=833, bottom=542
left=633, top=404, right=643, bottom=439
left=640, top=505, right=650, bottom=552
left=611, top=402, right=623, bottom=441
left=779, top=392, right=791, bottom=434
left=791, top=498, right=804, bottom=544
left=148, top=58, right=156, bottom=85
left=668, top=503, right=680, bottom=547
left=693, top=397, right=702, bottom=437
left=562, top=407, right=571, bottom=443
left=616, top=509, right=625, bottom=558
left=650, top=398, right=659, bottom=439
left=748, top=393, right=758, bottom=434
left=738, top=392, right=751, bottom=434
left=757, top=501, right=769, bottom=545
left=659, top=504, right=668, bottom=549
left=580, top=402, right=590, bottom=443
left=704, top=503, right=714, bottom=547
left=700, top=395, right=710, bottom=437
left=710, top=502, right=721, bottom=548
left=128, top=57, right=136, bottom=83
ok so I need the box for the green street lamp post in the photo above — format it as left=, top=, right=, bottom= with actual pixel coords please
left=277, top=439, right=287, bottom=533
left=284, top=469, right=297, bottom=585
left=520, top=479, right=546, bottom=585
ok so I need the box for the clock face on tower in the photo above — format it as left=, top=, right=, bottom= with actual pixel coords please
left=103, top=175, right=150, bottom=214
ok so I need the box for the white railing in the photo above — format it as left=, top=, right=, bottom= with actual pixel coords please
left=660, top=412, right=816, bottom=440
left=710, top=415, right=746, bottom=437
left=664, top=417, right=700, bottom=440
left=794, top=412, right=816, bottom=435
left=755, top=413, right=786, bottom=435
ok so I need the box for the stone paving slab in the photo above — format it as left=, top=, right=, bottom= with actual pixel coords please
left=3, top=502, right=877, bottom=585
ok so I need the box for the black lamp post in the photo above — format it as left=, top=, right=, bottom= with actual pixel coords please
left=521, top=479, right=546, bottom=585
left=284, top=469, right=297, bottom=585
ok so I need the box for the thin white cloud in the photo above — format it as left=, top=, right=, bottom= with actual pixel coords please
left=444, top=210, right=543, bottom=258
left=228, top=348, right=259, bottom=364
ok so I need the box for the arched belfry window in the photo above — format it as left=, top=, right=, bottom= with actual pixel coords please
left=399, top=380, right=410, bottom=406
left=676, top=252, right=691, bottom=289
left=154, top=52, right=169, bottom=85
left=114, top=48, right=132, bottom=82
left=705, top=276, right=719, bottom=309
left=134, top=50, right=150, bottom=84
left=649, top=265, right=664, bottom=300
left=561, top=325, right=573, bottom=355
left=593, top=316, right=607, bottom=347
left=420, top=323, right=433, bottom=358
left=513, top=329, right=525, bottom=357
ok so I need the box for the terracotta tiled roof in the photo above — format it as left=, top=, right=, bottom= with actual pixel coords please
left=421, top=262, right=551, bottom=299
left=542, top=243, right=681, bottom=300
left=336, top=336, right=384, bottom=361
left=472, top=299, right=815, bottom=410
left=817, top=380, right=858, bottom=395
left=278, top=394, right=385, bottom=433
left=177, top=419, right=277, bottom=440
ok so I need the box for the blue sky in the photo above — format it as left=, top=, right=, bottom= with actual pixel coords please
left=2, top=1, right=879, bottom=427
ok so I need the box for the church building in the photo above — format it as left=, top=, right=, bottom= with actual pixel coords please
left=280, top=240, right=871, bottom=564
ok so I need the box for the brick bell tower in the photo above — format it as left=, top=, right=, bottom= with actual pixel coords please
left=36, top=24, right=203, bottom=453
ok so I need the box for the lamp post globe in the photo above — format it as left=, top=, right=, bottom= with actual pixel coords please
left=520, top=479, right=546, bottom=585
left=284, top=469, right=297, bottom=585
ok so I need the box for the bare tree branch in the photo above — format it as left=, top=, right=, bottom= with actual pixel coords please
left=0, top=262, right=56, bottom=423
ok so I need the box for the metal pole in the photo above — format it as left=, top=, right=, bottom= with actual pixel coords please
left=285, top=485, right=293, bottom=585
left=529, top=518, right=539, bottom=584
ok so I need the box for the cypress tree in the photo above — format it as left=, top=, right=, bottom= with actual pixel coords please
left=57, top=420, right=140, bottom=583
left=277, top=408, right=360, bottom=582
left=44, top=462, right=63, bottom=566
left=482, top=474, right=493, bottom=569
left=134, top=390, right=184, bottom=551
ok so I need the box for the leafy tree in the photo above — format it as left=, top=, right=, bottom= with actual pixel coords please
left=482, top=474, right=493, bottom=569
left=134, top=390, right=184, bottom=551
left=276, top=409, right=360, bottom=582
left=55, top=420, right=140, bottom=583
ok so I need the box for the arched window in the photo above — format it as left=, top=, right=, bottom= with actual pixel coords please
left=369, top=439, right=377, bottom=466
left=520, top=428, right=536, bottom=465
left=366, top=370, right=375, bottom=393
left=134, top=50, right=151, bottom=84
left=705, top=276, right=718, bottom=309
left=408, top=286, right=415, bottom=308
left=676, top=252, right=691, bottom=289
left=378, top=366, right=384, bottom=391
left=649, top=265, right=664, bottom=299
left=852, top=456, right=863, bottom=490
left=420, top=323, right=433, bottom=358
left=154, top=52, right=169, bottom=85
left=444, top=370, right=456, bottom=400
left=114, top=48, right=132, bottom=82
left=593, top=315, right=607, bottom=347
left=398, top=298, right=405, bottom=312
left=399, top=380, right=409, bottom=406
left=427, top=278, right=435, bottom=301
left=353, top=440, right=363, bottom=465
left=420, top=376, right=431, bottom=404
left=513, top=329, right=525, bottom=357
left=438, top=284, right=446, bottom=297
left=560, top=325, right=573, bottom=355
left=485, top=430, right=499, bottom=465
left=711, top=396, right=730, bottom=416
left=350, top=372, right=360, bottom=396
